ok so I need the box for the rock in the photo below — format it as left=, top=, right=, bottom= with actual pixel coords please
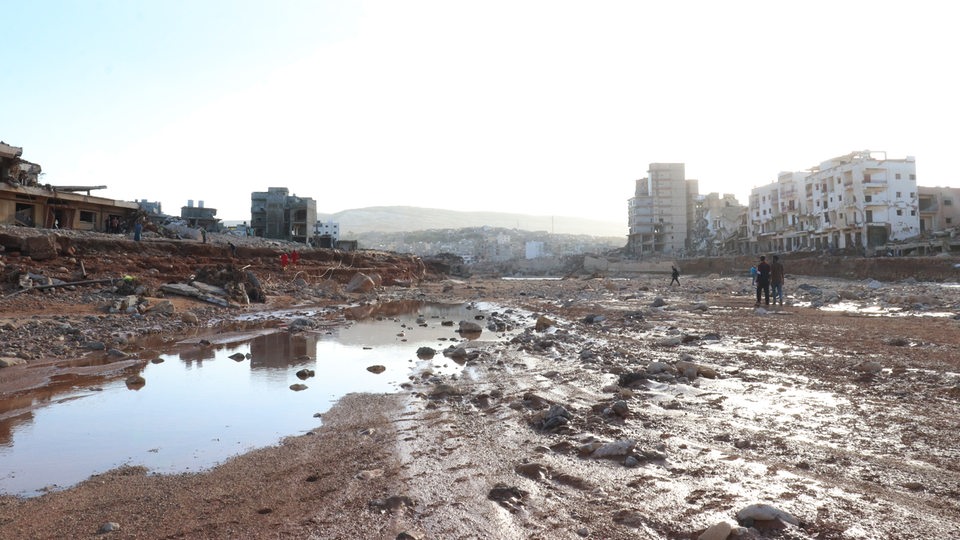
left=296, top=368, right=315, bottom=379
left=676, top=360, right=699, bottom=379
left=98, top=521, right=121, bottom=533
left=487, top=483, right=527, bottom=512
left=658, top=336, right=683, bottom=347
left=611, top=400, right=629, bottom=417
left=181, top=312, right=199, bottom=324
left=698, top=520, right=733, bottom=540
left=228, top=353, right=246, bottom=361
left=534, top=315, right=555, bottom=332
left=591, top=439, right=636, bottom=458
left=125, top=375, right=146, bottom=388
left=651, top=297, right=666, bottom=307
left=736, top=503, right=799, bottom=526
left=367, top=365, right=386, bottom=374
left=458, top=320, right=483, bottom=334
left=647, top=361, right=671, bottom=374
left=514, top=462, right=550, bottom=480
left=25, top=234, right=58, bottom=260
left=147, top=300, right=175, bottom=315
left=0, top=357, right=26, bottom=368
left=854, top=361, right=883, bottom=374
left=416, top=346, right=436, bottom=359
left=344, top=272, right=377, bottom=293
left=431, top=383, right=463, bottom=398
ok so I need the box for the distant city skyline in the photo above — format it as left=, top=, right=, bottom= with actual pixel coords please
left=4, top=1, right=957, bottom=223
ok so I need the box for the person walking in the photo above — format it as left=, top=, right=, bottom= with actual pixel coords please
left=280, top=253, right=289, bottom=271
left=133, top=220, right=142, bottom=242
left=770, top=255, right=785, bottom=305
left=755, top=255, right=771, bottom=306
left=670, top=265, right=681, bottom=286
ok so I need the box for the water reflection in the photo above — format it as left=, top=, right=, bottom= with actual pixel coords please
left=0, top=301, right=511, bottom=497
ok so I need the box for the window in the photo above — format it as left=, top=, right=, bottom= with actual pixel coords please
left=895, top=173, right=901, bottom=179
left=79, top=211, right=95, bottom=224
left=896, top=192, right=902, bottom=198
left=945, top=199, right=953, bottom=206
left=866, top=210, right=873, bottom=222
left=910, top=174, right=916, bottom=180
left=909, top=192, right=914, bottom=198
left=911, top=210, right=916, bottom=216
left=864, top=195, right=872, bottom=202
left=948, top=218, right=954, bottom=225
left=837, top=177, right=841, bottom=184
left=897, top=209, right=903, bottom=216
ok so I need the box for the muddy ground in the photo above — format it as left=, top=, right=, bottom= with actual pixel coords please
left=1, top=228, right=959, bottom=539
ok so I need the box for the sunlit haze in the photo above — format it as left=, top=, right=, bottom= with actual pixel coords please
left=4, top=1, right=956, bottom=225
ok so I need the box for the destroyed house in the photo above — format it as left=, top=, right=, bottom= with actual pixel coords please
left=1, top=142, right=138, bottom=230
left=250, top=187, right=316, bottom=243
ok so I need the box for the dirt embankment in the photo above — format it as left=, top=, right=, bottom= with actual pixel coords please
left=678, top=253, right=959, bottom=282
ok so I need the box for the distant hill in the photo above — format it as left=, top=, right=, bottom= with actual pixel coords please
left=314, top=206, right=626, bottom=238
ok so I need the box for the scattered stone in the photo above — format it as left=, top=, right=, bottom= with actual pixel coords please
left=0, top=357, right=26, bottom=368
left=698, top=520, right=733, bottom=540
left=228, top=352, right=246, bottom=361
left=591, top=439, right=636, bottom=458
left=97, top=521, right=121, bottom=534
left=651, top=297, right=666, bottom=307
left=487, top=483, right=527, bottom=512
left=514, top=462, right=550, bottom=481
left=534, top=315, right=556, bottom=332
left=296, top=368, right=315, bottom=379
left=736, top=503, right=799, bottom=527
left=416, top=346, right=436, bottom=359
left=289, top=384, right=308, bottom=391
left=367, top=365, right=386, bottom=374
left=458, top=320, right=483, bottom=334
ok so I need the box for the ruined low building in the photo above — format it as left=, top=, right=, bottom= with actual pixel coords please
left=0, top=142, right=138, bottom=230
left=250, top=187, right=316, bottom=243
left=181, top=199, right=220, bottom=231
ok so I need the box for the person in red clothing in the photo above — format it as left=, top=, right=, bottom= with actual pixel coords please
left=291, top=250, right=300, bottom=266
left=755, top=255, right=771, bottom=306
left=280, top=253, right=289, bottom=271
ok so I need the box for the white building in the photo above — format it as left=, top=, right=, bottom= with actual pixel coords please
left=314, top=220, right=340, bottom=242
left=750, top=151, right=919, bottom=253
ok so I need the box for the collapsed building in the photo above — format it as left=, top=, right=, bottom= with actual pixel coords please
left=0, top=141, right=138, bottom=231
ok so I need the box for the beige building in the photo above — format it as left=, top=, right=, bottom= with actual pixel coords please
left=918, top=186, right=960, bottom=235
left=627, top=163, right=698, bottom=256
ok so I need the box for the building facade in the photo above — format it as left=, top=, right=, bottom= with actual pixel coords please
left=250, top=187, right=317, bottom=243
left=750, top=151, right=920, bottom=253
left=627, top=163, right=698, bottom=256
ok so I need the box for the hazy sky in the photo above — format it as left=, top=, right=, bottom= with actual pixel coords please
left=4, top=1, right=957, bottom=225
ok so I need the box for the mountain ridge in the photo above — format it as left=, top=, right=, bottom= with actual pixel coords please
left=314, top=206, right=627, bottom=238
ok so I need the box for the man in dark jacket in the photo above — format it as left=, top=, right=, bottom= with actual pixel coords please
left=755, top=255, right=771, bottom=306
left=770, top=255, right=785, bottom=305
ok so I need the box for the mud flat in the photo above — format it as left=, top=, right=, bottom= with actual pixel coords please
left=1, top=273, right=960, bottom=539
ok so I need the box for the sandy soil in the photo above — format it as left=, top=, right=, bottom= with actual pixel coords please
left=1, top=230, right=960, bottom=539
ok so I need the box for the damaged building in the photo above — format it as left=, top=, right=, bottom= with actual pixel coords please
left=250, top=187, right=316, bottom=243
left=1, top=142, right=138, bottom=230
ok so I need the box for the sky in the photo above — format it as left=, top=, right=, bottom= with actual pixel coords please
left=3, top=1, right=958, bottom=226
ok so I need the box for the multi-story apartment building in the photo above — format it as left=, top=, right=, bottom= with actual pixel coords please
left=627, top=163, right=698, bottom=256
left=750, top=151, right=919, bottom=253
left=918, top=186, right=960, bottom=235
left=250, top=187, right=317, bottom=243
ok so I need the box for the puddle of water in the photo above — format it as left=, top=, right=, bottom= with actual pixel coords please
left=0, top=301, right=518, bottom=497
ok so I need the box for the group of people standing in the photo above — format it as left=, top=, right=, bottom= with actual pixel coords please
left=751, top=255, right=785, bottom=306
